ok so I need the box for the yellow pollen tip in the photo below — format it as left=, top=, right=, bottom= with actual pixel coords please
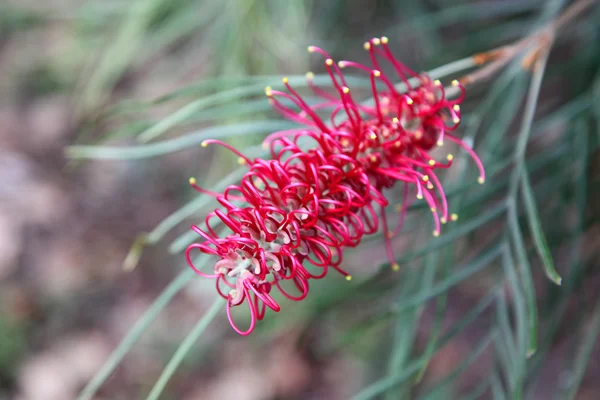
left=307, top=46, right=315, bottom=53
left=373, top=38, right=381, bottom=45
left=346, top=275, right=352, bottom=281
left=437, top=140, right=444, bottom=147
left=342, top=86, right=350, bottom=94
left=434, top=79, right=441, bottom=86
left=452, top=79, right=459, bottom=86
left=370, top=155, right=377, bottom=162
left=392, top=263, right=400, bottom=271
left=441, top=217, right=447, bottom=224
left=447, top=154, right=454, bottom=161
left=417, top=194, right=423, bottom=200
left=326, top=58, right=334, bottom=66
left=406, top=98, right=414, bottom=105
left=428, top=160, right=436, bottom=166
left=427, top=183, right=434, bottom=189
left=265, top=86, right=273, bottom=96
left=262, top=142, right=269, bottom=149
left=341, top=139, right=349, bottom=146
left=369, top=133, right=377, bottom=140
left=306, top=71, right=314, bottom=80
left=430, top=207, right=437, bottom=213
left=189, top=177, right=196, bottom=185
left=381, top=36, right=389, bottom=44
left=453, top=105, right=460, bottom=112
left=201, top=141, right=208, bottom=147
left=373, top=70, right=381, bottom=77
left=478, top=177, right=485, bottom=184
left=422, top=175, right=429, bottom=181
left=363, top=42, right=371, bottom=50
left=451, top=213, right=458, bottom=221
left=392, top=117, right=399, bottom=123
left=237, top=157, right=246, bottom=165
left=282, top=77, right=289, bottom=84
left=453, top=117, right=460, bottom=123
left=433, top=230, right=440, bottom=237
left=395, top=142, right=401, bottom=148
left=338, top=61, right=346, bottom=68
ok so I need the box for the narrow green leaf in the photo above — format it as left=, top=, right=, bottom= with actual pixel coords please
left=137, top=75, right=368, bottom=142
left=145, top=297, right=225, bottom=400
left=500, top=244, right=527, bottom=399
left=490, top=372, right=507, bottom=400
left=393, top=245, right=502, bottom=312
left=418, top=332, right=496, bottom=400
left=77, top=269, right=195, bottom=400
left=351, top=292, right=496, bottom=400
left=520, top=172, right=562, bottom=285
left=76, top=0, right=169, bottom=118
left=462, top=373, right=492, bottom=400
left=395, top=204, right=505, bottom=265
left=508, top=201, right=540, bottom=357
left=563, top=297, right=600, bottom=400
left=496, top=294, right=517, bottom=385
left=384, top=255, right=436, bottom=399
left=66, top=122, right=288, bottom=160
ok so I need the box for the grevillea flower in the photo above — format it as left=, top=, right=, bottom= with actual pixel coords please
left=187, top=37, right=485, bottom=335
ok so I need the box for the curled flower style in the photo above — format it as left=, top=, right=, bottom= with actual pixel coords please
left=187, top=37, right=485, bottom=335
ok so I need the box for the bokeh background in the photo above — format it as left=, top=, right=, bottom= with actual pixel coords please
left=1, top=0, right=599, bottom=399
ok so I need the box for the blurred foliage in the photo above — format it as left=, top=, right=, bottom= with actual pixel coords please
left=2, top=0, right=599, bottom=399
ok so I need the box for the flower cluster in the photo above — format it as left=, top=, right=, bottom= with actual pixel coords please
left=187, top=37, right=485, bottom=335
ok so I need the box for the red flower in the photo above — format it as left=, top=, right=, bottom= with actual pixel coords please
left=187, top=37, right=485, bottom=335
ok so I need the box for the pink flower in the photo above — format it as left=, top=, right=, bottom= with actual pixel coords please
left=186, top=37, right=486, bottom=335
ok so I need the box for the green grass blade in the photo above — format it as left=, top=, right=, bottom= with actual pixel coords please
left=520, top=171, right=562, bottom=285
left=145, top=297, right=226, bottom=400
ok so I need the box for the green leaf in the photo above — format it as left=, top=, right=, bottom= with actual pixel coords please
left=145, top=297, right=225, bottom=400
left=384, top=255, right=435, bottom=399
left=500, top=244, right=527, bottom=399
left=562, top=297, right=600, bottom=400
left=417, top=332, right=496, bottom=400
left=393, top=244, right=502, bottom=312
left=520, top=172, right=562, bottom=285
left=395, top=204, right=505, bottom=265
left=77, top=269, right=195, bottom=400
left=351, top=291, right=497, bottom=400
left=508, top=201, right=539, bottom=357
left=66, top=122, right=287, bottom=160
